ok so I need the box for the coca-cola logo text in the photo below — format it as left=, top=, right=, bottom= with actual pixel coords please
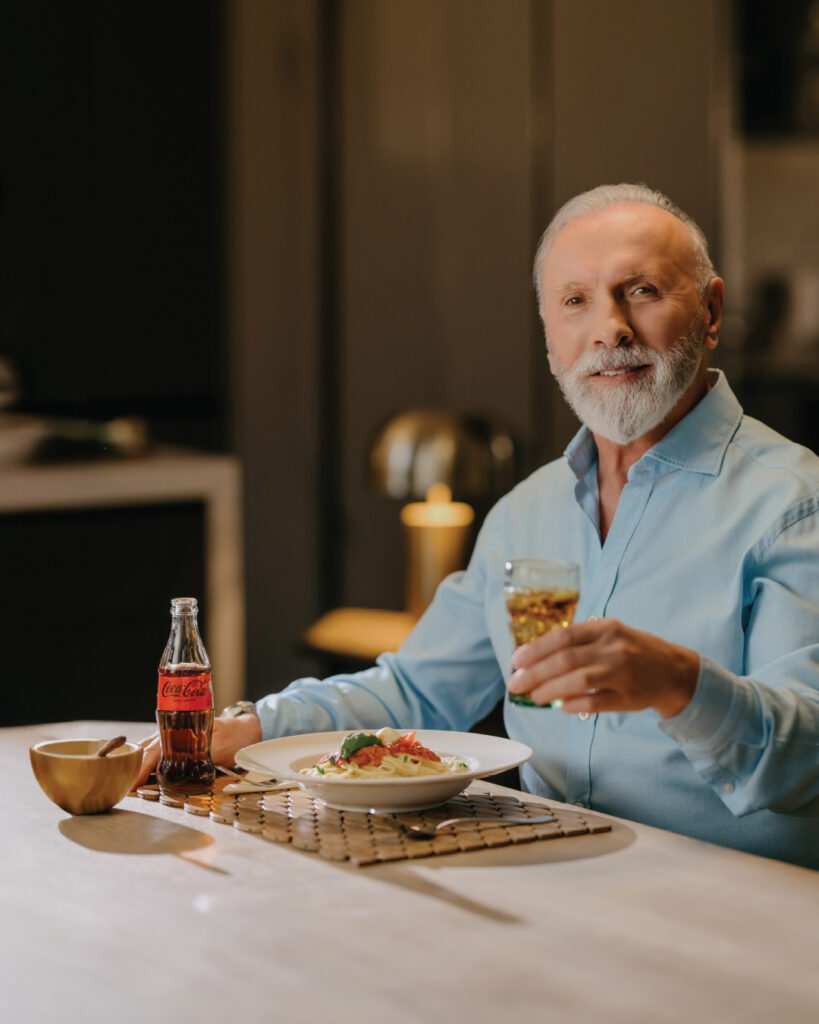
left=160, top=678, right=210, bottom=699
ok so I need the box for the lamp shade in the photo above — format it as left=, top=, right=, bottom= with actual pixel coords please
left=369, top=411, right=517, bottom=501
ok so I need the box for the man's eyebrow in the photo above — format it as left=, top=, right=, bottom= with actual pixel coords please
left=552, top=270, right=659, bottom=293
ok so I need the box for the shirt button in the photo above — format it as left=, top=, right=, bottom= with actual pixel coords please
left=722, top=781, right=735, bottom=794
left=578, top=712, right=590, bottom=721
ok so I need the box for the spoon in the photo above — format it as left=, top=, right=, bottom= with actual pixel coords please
left=380, top=813, right=556, bottom=840
left=216, top=764, right=290, bottom=793
left=97, top=736, right=127, bottom=757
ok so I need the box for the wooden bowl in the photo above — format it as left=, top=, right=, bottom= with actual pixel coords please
left=30, top=739, right=143, bottom=814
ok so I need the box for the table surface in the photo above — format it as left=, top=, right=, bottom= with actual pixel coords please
left=4, top=721, right=818, bottom=1024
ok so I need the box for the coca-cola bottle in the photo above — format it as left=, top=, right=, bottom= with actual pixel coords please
left=156, top=597, right=215, bottom=794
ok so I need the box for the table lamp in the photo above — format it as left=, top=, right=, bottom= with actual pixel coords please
left=370, top=411, right=517, bottom=617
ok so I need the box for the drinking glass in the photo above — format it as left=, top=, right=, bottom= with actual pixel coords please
left=504, top=558, right=580, bottom=707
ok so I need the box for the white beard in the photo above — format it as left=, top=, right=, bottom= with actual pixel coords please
left=548, top=320, right=707, bottom=445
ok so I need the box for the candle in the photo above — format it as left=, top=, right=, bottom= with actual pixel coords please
left=400, top=484, right=474, bottom=618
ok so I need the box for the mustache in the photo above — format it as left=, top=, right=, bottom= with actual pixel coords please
left=551, top=342, right=659, bottom=378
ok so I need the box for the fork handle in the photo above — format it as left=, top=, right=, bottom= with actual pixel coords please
left=436, top=814, right=555, bottom=829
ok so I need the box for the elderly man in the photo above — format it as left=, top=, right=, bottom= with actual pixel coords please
left=138, top=184, right=819, bottom=869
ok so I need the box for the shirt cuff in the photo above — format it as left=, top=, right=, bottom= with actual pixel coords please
left=254, top=695, right=279, bottom=740
left=658, top=654, right=742, bottom=751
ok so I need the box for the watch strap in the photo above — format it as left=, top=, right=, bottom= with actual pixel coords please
left=222, top=699, right=258, bottom=718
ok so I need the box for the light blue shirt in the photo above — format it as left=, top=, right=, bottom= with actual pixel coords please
left=257, top=371, right=819, bottom=868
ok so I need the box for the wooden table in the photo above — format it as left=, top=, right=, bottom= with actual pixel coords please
left=3, top=721, right=817, bottom=1024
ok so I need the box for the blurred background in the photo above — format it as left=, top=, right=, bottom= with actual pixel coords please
left=2, top=0, right=818, bottom=725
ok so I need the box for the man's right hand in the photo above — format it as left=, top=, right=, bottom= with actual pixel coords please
left=134, top=711, right=263, bottom=789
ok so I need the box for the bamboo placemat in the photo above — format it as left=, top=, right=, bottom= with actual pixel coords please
left=133, top=780, right=611, bottom=866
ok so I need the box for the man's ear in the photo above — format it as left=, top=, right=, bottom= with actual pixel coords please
left=703, top=277, right=724, bottom=351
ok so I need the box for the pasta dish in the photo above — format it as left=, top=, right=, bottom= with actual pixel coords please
left=299, top=728, right=470, bottom=779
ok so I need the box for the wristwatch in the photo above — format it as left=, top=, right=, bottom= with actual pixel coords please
left=221, top=699, right=258, bottom=718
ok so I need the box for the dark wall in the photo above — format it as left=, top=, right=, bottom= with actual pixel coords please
left=337, top=0, right=536, bottom=613
left=0, top=503, right=206, bottom=726
left=0, top=1, right=225, bottom=450
left=737, top=0, right=819, bottom=138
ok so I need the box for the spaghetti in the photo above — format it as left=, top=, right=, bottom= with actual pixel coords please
left=300, top=728, right=470, bottom=779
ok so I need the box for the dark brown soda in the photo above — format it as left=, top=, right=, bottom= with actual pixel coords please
left=157, top=708, right=215, bottom=792
left=156, top=663, right=215, bottom=793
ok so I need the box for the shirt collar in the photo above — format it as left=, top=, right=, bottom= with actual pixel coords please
left=564, top=369, right=743, bottom=480
left=565, top=423, right=598, bottom=481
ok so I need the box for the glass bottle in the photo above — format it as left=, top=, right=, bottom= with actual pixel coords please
left=156, top=597, right=215, bottom=793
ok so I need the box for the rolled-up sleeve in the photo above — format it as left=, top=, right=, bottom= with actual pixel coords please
left=660, top=502, right=819, bottom=815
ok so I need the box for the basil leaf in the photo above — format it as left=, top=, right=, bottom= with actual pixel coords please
left=340, top=731, right=383, bottom=760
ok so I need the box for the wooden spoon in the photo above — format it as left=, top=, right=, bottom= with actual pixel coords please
left=97, top=736, right=127, bottom=757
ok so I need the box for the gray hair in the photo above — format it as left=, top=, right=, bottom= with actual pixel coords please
left=532, top=183, right=717, bottom=307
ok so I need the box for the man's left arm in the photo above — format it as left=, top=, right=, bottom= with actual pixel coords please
left=660, top=505, right=819, bottom=816
left=509, top=512, right=819, bottom=816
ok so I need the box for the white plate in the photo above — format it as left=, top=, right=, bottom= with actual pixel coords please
left=234, top=730, right=532, bottom=812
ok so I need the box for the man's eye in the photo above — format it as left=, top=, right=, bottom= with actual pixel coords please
left=564, top=295, right=583, bottom=306
left=633, top=285, right=656, bottom=296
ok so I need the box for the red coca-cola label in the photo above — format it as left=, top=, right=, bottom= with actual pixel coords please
left=157, top=671, right=214, bottom=711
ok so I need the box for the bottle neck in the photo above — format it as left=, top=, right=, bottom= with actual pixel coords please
left=162, top=608, right=210, bottom=670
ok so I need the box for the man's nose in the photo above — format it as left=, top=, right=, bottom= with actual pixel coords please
left=594, top=296, right=634, bottom=348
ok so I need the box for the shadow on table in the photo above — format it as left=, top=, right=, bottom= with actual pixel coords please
left=358, top=863, right=525, bottom=923
left=418, top=815, right=638, bottom=870
left=58, top=808, right=227, bottom=873
left=345, top=813, right=636, bottom=924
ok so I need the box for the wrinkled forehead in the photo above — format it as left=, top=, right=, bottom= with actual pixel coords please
left=542, top=202, right=699, bottom=287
